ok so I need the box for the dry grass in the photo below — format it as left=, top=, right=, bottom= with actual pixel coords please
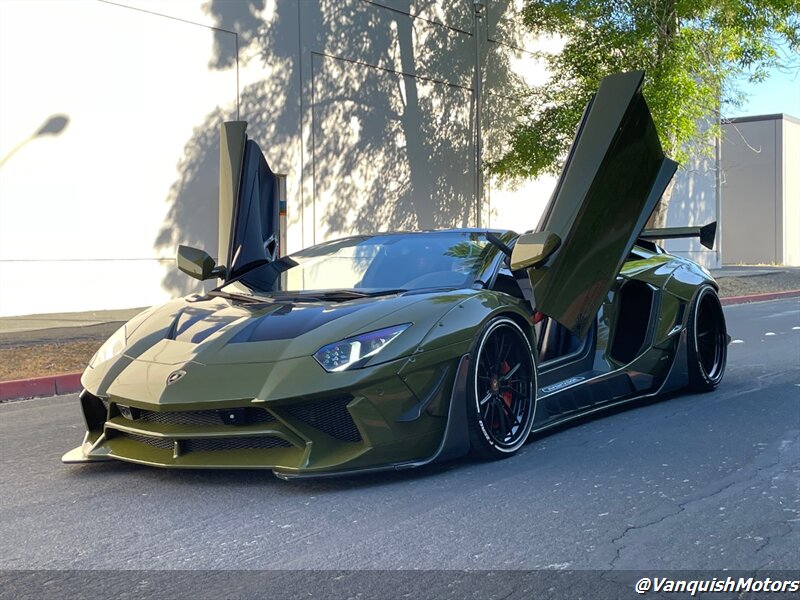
left=0, top=339, right=102, bottom=382
left=716, top=271, right=800, bottom=298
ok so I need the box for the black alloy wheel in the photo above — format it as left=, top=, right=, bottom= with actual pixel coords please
left=468, top=317, right=536, bottom=459
left=687, top=286, right=727, bottom=391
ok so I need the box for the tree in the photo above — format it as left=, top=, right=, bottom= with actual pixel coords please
left=489, top=0, right=800, bottom=227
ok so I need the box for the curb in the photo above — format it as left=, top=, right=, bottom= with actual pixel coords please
left=720, top=289, right=800, bottom=306
left=1, top=290, right=798, bottom=403
left=0, top=372, right=82, bottom=402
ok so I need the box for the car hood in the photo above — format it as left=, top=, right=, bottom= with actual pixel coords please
left=90, top=289, right=474, bottom=374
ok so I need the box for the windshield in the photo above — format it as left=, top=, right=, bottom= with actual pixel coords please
left=218, top=231, right=503, bottom=297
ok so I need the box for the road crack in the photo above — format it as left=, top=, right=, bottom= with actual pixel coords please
left=607, top=431, right=799, bottom=569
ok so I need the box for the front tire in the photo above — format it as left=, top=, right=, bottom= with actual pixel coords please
left=687, top=285, right=727, bottom=392
left=467, top=317, right=536, bottom=460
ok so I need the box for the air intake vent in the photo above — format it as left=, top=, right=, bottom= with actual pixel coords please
left=119, top=432, right=290, bottom=452
left=121, top=432, right=173, bottom=450
left=284, top=396, right=362, bottom=442
left=125, top=408, right=275, bottom=427
left=185, top=436, right=291, bottom=452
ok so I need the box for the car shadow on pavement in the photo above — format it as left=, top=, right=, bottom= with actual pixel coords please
left=61, top=454, right=475, bottom=493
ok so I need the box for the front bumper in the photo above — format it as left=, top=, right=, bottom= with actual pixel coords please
left=62, top=354, right=466, bottom=477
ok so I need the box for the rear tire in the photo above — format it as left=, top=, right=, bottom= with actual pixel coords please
left=467, top=317, right=536, bottom=460
left=687, top=285, right=727, bottom=392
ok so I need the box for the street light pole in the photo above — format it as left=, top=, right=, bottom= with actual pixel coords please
left=474, top=0, right=485, bottom=228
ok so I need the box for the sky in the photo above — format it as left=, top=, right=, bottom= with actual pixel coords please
left=728, top=63, right=800, bottom=118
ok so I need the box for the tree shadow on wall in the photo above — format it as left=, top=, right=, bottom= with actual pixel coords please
left=155, top=0, right=526, bottom=297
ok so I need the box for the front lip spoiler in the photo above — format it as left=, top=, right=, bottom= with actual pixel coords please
left=272, top=353, right=473, bottom=481
left=62, top=445, right=113, bottom=463
left=272, top=460, right=421, bottom=481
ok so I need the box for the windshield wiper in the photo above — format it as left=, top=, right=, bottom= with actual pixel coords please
left=267, top=294, right=325, bottom=302
left=213, top=288, right=407, bottom=304
left=402, top=286, right=460, bottom=295
left=208, top=290, right=265, bottom=304
left=268, top=289, right=406, bottom=302
left=314, top=288, right=407, bottom=300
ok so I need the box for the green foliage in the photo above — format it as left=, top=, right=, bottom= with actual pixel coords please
left=490, top=0, right=800, bottom=179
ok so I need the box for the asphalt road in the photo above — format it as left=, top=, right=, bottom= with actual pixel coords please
left=1, top=300, right=798, bottom=579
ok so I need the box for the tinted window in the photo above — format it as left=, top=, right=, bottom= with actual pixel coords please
left=220, top=232, right=499, bottom=295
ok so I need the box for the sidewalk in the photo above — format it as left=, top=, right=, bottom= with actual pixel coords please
left=0, top=307, right=146, bottom=340
left=710, top=265, right=800, bottom=278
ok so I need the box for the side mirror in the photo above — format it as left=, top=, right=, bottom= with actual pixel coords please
left=510, top=231, right=562, bottom=271
left=177, top=245, right=226, bottom=281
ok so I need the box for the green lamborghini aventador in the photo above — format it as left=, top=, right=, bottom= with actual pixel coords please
left=63, top=70, right=729, bottom=479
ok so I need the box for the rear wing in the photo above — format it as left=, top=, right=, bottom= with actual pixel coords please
left=639, top=221, right=717, bottom=250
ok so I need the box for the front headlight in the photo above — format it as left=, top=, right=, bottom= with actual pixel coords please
left=89, top=324, right=127, bottom=368
left=313, top=324, right=411, bottom=372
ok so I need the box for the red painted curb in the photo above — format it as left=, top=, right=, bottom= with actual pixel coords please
left=0, top=372, right=82, bottom=402
left=55, top=373, right=83, bottom=395
left=721, top=289, right=800, bottom=306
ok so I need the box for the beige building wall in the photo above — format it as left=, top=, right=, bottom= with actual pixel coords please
left=782, top=117, right=800, bottom=265
left=482, top=0, right=559, bottom=232
left=1, top=0, right=738, bottom=316
left=662, top=140, right=720, bottom=269
left=720, top=114, right=799, bottom=266
left=0, top=0, right=553, bottom=317
left=0, top=0, right=236, bottom=316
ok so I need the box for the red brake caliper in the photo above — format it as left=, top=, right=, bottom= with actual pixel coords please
left=500, top=361, right=513, bottom=408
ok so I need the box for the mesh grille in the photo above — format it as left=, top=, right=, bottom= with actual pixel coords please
left=284, top=397, right=362, bottom=443
left=118, top=432, right=290, bottom=452
left=129, top=408, right=275, bottom=426
left=121, top=432, right=173, bottom=450
left=185, top=436, right=291, bottom=452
